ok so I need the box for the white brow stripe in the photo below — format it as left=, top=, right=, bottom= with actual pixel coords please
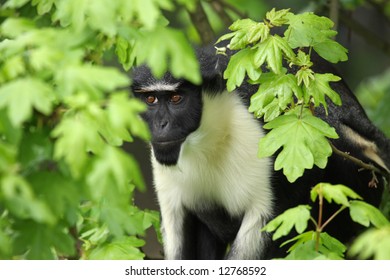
left=135, top=82, right=181, bottom=93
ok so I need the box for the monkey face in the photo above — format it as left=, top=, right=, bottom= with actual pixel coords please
left=133, top=75, right=203, bottom=165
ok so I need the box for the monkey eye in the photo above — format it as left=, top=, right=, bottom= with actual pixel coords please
left=145, top=95, right=158, bottom=105
left=170, top=94, right=182, bottom=104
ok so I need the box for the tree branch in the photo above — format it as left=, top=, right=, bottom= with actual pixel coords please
left=208, top=0, right=233, bottom=27
left=329, top=0, right=340, bottom=32
left=330, top=142, right=389, bottom=184
left=187, top=0, right=215, bottom=45
left=209, top=0, right=247, bottom=19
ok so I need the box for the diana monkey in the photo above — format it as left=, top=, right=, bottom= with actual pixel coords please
left=131, top=45, right=390, bottom=260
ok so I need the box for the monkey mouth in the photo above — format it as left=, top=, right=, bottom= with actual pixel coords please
left=152, top=137, right=186, bottom=146
left=151, top=138, right=186, bottom=166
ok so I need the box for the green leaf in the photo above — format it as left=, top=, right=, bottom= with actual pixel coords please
left=281, top=230, right=316, bottom=252
left=87, top=146, right=145, bottom=198
left=319, top=232, right=347, bottom=258
left=53, top=0, right=89, bottom=31
left=116, top=37, right=136, bottom=71
left=0, top=222, right=12, bottom=258
left=107, top=92, right=150, bottom=142
left=100, top=205, right=137, bottom=237
left=86, top=0, right=118, bottom=36
left=294, top=50, right=313, bottom=68
left=1, top=174, right=56, bottom=224
left=284, top=240, right=328, bottom=260
left=0, top=55, right=26, bottom=82
left=259, top=107, right=338, bottom=182
left=18, top=127, right=53, bottom=173
left=3, top=0, right=30, bottom=8
left=80, top=226, right=109, bottom=248
left=87, top=237, right=145, bottom=260
left=224, top=48, right=261, bottom=91
left=284, top=12, right=348, bottom=63
left=135, top=27, right=200, bottom=84
left=262, top=205, right=311, bottom=240
left=52, top=114, right=105, bottom=177
left=282, top=231, right=346, bottom=260
left=265, top=8, right=290, bottom=27
left=296, top=68, right=315, bottom=88
left=249, top=73, right=301, bottom=121
left=55, top=65, right=130, bottom=99
left=83, top=146, right=146, bottom=238
left=314, top=40, right=348, bottom=63
left=349, top=200, right=389, bottom=228
left=29, top=46, right=64, bottom=72
left=1, top=18, right=36, bottom=38
left=303, top=73, right=342, bottom=111
left=220, top=19, right=269, bottom=50
left=311, top=183, right=362, bottom=206
left=0, top=78, right=54, bottom=126
left=32, top=0, right=55, bottom=15
left=28, top=171, right=80, bottom=225
left=350, top=225, right=390, bottom=260
left=13, top=221, right=75, bottom=259
left=142, top=210, right=162, bottom=243
left=133, top=0, right=173, bottom=30
left=284, top=12, right=336, bottom=48
left=0, top=110, right=22, bottom=145
left=175, top=0, right=197, bottom=11
left=254, top=35, right=295, bottom=74
left=0, top=141, right=17, bottom=173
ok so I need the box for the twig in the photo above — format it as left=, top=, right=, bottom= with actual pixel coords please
left=69, top=226, right=83, bottom=259
left=209, top=0, right=233, bottom=27
left=329, top=0, right=339, bottom=32
left=315, top=193, right=324, bottom=252
left=320, top=205, right=347, bottom=231
left=187, top=0, right=215, bottom=45
left=330, top=142, right=385, bottom=176
left=209, top=0, right=247, bottom=19
left=368, top=170, right=379, bottom=188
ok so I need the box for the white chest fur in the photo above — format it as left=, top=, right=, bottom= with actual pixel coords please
left=152, top=91, right=273, bottom=218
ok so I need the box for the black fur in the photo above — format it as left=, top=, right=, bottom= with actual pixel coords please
left=131, top=43, right=390, bottom=259
left=133, top=73, right=203, bottom=165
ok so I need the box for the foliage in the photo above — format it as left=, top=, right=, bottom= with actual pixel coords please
left=262, top=183, right=390, bottom=259
left=0, top=0, right=389, bottom=260
left=0, top=0, right=199, bottom=259
left=349, top=225, right=390, bottom=259
left=218, top=4, right=390, bottom=261
left=218, top=8, right=347, bottom=182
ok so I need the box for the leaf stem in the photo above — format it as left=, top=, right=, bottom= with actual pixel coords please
left=329, top=0, right=339, bottom=33
left=207, top=0, right=234, bottom=27
left=299, top=103, right=305, bottom=119
left=315, top=191, right=324, bottom=252
left=187, top=0, right=215, bottom=45
left=310, top=216, right=318, bottom=228
left=320, top=205, right=347, bottom=232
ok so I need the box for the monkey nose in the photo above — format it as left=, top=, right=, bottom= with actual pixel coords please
left=160, top=120, right=168, bottom=129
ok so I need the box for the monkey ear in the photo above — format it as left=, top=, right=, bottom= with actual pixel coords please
left=196, top=45, right=229, bottom=93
